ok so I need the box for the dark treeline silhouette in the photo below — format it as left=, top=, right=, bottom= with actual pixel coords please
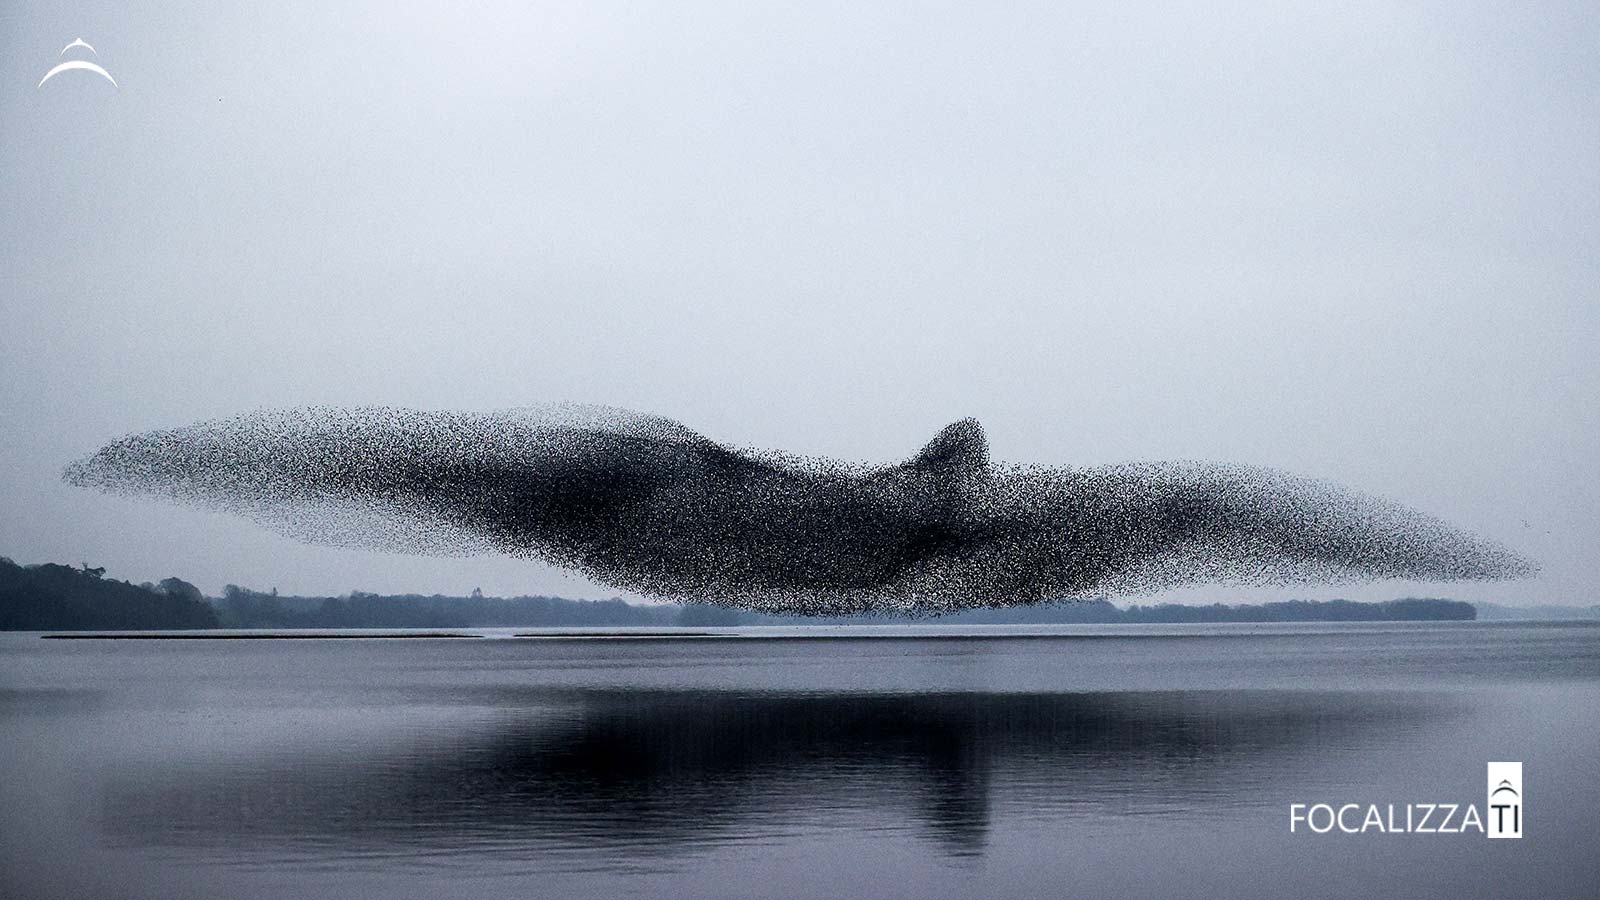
left=214, top=585, right=677, bottom=629
left=0, top=557, right=218, bottom=630
left=2, top=555, right=1475, bottom=630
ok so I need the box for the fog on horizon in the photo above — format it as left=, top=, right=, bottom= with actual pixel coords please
left=0, top=1, right=1594, bottom=606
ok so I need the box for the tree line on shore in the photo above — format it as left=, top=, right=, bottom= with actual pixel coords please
left=0, top=558, right=217, bottom=630
left=2, top=555, right=1479, bottom=630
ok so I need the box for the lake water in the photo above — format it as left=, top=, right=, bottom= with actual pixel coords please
left=2, top=622, right=1597, bottom=899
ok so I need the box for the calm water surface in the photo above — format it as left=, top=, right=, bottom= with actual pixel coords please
left=2, top=622, right=1597, bottom=899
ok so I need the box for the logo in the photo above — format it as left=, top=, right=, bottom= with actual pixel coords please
left=1487, top=761, right=1522, bottom=839
left=1288, top=762, right=1524, bottom=839
left=38, top=37, right=117, bottom=89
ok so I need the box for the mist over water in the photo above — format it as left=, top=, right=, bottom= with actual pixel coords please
left=3, top=623, right=1598, bottom=899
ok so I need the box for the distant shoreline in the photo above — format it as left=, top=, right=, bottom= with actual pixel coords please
left=40, top=621, right=1590, bottom=642
left=8, top=554, right=1595, bottom=633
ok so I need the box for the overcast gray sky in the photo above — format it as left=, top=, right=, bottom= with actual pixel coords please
left=1, top=1, right=1594, bottom=605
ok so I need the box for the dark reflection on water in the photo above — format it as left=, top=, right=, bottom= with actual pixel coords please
left=102, top=688, right=1452, bottom=865
left=8, top=625, right=1600, bottom=899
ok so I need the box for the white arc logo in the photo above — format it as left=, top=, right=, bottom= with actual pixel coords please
left=38, top=37, right=117, bottom=88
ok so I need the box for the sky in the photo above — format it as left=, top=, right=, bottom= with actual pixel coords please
left=0, top=1, right=1595, bottom=605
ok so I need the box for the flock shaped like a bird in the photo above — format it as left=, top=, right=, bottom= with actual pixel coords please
left=64, top=405, right=1537, bottom=615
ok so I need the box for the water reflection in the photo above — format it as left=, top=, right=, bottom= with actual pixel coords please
left=102, top=689, right=1454, bottom=867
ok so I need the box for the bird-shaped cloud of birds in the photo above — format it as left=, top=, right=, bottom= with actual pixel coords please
left=64, top=405, right=1535, bottom=615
